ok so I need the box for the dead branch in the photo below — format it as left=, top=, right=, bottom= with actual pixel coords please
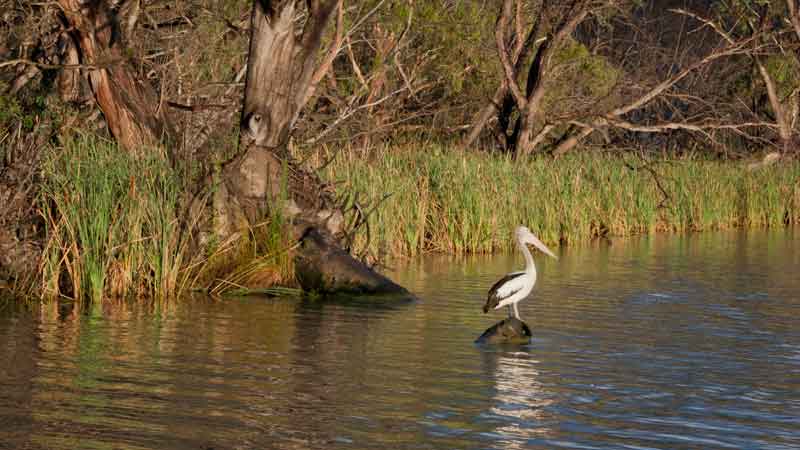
left=610, top=39, right=753, bottom=118
left=304, top=84, right=419, bottom=145
left=673, top=7, right=795, bottom=152
left=495, top=0, right=527, bottom=109
left=345, top=36, right=368, bottom=89
left=787, top=0, right=800, bottom=43
left=303, top=0, right=344, bottom=106
left=0, top=58, right=124, bottom=70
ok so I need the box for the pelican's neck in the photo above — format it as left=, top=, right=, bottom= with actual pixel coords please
left=517, top=237, right=536, bottom=275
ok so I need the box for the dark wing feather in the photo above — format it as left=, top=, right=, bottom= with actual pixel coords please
left=483, top=272, right=525, bottom=313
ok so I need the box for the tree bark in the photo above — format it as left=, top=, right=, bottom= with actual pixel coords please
left=787, top=0, right=800, bottom=43
left=57, top=0, right=173, bottom=151
left=514, top=38, right=552, bottom=157
left=223, top=0, right=338, bottom=224
left=756, top=57, right=792, bottom=153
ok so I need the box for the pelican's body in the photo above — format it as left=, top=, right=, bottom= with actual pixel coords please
left=483, top=226, right=557, bottom=319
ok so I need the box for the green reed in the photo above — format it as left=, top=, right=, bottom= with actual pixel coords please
left=322, top=144, right=800, bottom=257
left=39, top=135, right=193, bottom=303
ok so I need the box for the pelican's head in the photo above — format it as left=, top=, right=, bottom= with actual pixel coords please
left=515, top=225, right=558, bottom=259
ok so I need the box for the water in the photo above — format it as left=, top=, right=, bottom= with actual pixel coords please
left=1, top=229, right=799, bottom=449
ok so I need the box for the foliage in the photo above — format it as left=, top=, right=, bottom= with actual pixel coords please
left=36, top=134, right=297, bottom=303
left=0, top=89, right=23, bottom=129
left=763, top=55, right=800, bottom=100
left=545, top=38, right=621, bottom=116
left=412, top=0, right=499, bottom=96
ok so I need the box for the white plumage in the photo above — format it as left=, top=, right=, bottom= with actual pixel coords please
left=483, top=226, right=557, bottom=319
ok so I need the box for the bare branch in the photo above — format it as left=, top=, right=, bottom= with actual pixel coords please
left=670, top=8, right=735, bottom=44
left=756, top=57, right=791, bottom=146
left=0, top=58, right=123, bottom=70
left=514, top=0, right=523, bottom=57
left=606, top=117, right=777, bottom=133
left=304, top=84, right=417, bottom=145
left=552, top=125, right=594, bottom=157
left=495, top=0, right=527, bottom=109
left=302, top=0, right=344, bottom=106
left=344, top=0, right=386, bottom=41
left=124, top=0, right=141, bottom=39
left=529, top=123, right=555, bottom=150
left=788, top=0, right=800, bottom=42
left=345, top=36, right=368, bottom=90
left=609, top=39, right=752, bottom=117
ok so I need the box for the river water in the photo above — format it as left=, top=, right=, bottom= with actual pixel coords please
left=1, top=229, right=799, bottom=449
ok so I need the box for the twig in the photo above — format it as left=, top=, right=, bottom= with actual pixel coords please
left=495, top=0, right=527, bottom=109
left=0, top=58, right=124, bottom=70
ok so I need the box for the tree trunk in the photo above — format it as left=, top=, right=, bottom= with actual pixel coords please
left=57, top=0, right=173, bottom=151
left=53, top=0, right=407, bottom=297
left=220, top=0, right=336, bottom=228
left=465, top=0, right=543, bottom=151
left=220, top=0, right=409, bottom=296
left=491, top=0, right=589, bottom=157
left=756, top=58, right=792, bottom=154
left=463, top=88, right=506, bottom=150
left=514, top=40, right=550, bottom=157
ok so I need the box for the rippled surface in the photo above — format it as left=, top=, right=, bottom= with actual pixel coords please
left=2, top=229, right=800, bottom=449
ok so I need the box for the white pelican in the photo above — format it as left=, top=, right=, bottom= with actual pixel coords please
left=483, top=226, right=557, bottom=320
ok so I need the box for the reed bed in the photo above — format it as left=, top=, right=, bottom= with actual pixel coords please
left=322, top=144, right=800, bottom=257
left=32, top=136, right=800, bottom=301
left=37, top=135, right=295, bottom=303
left=39, top=136, right=193, bottom=303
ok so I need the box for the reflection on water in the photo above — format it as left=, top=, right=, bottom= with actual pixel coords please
left=1, top=228, right=799, bottom=449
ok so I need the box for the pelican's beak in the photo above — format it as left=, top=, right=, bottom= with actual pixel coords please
left=526, top=233, right=558, bottom=259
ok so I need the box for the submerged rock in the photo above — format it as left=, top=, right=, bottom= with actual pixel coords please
left=475, top=317, right=532, bottom=345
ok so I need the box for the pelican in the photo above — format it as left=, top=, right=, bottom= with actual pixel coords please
left=483, top=226, right=557, bottom=320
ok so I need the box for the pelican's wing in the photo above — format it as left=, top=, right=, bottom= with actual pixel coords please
left=483, top=271, right=525, bottom=313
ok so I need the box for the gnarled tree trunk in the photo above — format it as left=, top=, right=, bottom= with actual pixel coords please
left=491, top=0, right=589, bottom=157
left=220, top=0, right=409, bottom=296
left=57, top=0, right=173, bottom=151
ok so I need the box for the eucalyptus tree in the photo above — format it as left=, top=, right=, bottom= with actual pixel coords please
left=11, top=0, right=405, bottom=295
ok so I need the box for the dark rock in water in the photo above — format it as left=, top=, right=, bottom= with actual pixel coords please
left=475, top=317, right=531, bottom=344
left=294, top=227, right=411, bottom=297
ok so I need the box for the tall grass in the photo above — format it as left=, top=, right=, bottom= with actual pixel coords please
left=39, top=136, right=193, bottom=303
left=33, top=136, right=799, bottom=301
left=35, top=135, right=301, bottom=303
left=321, top=143, right=800, bottom=257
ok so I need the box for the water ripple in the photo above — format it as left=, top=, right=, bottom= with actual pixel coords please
left=1, top=230, right=799, bottom=449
